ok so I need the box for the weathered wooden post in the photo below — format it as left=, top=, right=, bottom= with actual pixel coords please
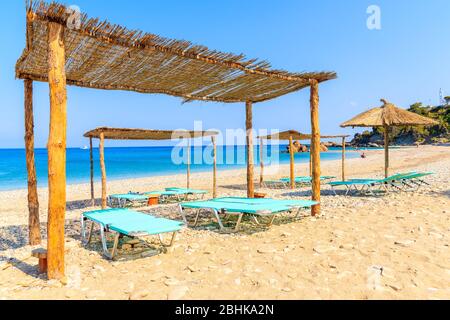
left=89, top=137, right=95, bottom=206
left=259, top=137, right=264, bottom=187
left=246, top=101, right=254, bottom=198
left=24, top=79, right=41, bottom=246
left=47, top=22, right=67, bottom=280
left=289, top=135, right=295, bottom=189
left=212, top=136, right=217, bottom=198
left=310, top=80, right=321, bottom=216
left=384, top=126, right=389, bottom=178
left=99, top=132, right=107, bottom=209
left=341, top=137, right=346, bottom=181
left=186, top=140, right=191, bottom=189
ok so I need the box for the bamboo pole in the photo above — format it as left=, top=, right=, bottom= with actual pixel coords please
left=341, top=137, right=346, bottom=181
left=24, top=79, right=41, bottom=246
left=289, top=136, right=295, bottom=189
left=47, top=22, right=67, bottom=280
left=212, top=136, right=217, bottom=198
left=384, top=126, right=389, bottom=178
left=186, top=140, right=191, bottom=189
left=310, top=80, right=321, bottom=216
left=246, top=101, right=255, bottom=198
left=259, top=137, right=264, bottom=187
left=89, top=137, right=95, bottom=206
left=99, top=133, right=107, bottom=209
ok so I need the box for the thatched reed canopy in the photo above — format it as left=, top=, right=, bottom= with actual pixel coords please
left=16, top=1, right=336, bottom=103
left=84, top=127, right=218, bottom=141
left=84, top=127, right=219, bottom=210
left=258, top=130, right=349, bottom=141
left=341, top=99, right=438, bottom=178
left=341, top=99, right=439, bottom=128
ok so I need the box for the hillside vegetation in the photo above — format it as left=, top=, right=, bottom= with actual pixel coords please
left=350, top=102, right=450, bottom=146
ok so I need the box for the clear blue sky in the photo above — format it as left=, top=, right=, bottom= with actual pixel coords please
left=0, top=0, right=449, bottom=148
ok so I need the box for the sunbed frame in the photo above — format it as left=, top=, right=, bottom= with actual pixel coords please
left=81, top=209, right=183, bottom=259
left=178, top=197, right=318, bottom=232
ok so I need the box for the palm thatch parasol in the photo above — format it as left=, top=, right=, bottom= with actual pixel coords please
left=341, top=99, right=439, bottom=177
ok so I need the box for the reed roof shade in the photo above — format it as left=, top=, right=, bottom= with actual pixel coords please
left=340, top=99, right=439, bottom=128
left=16, top=1, right=336, bottom=104
left=84, top=127, right=218, bottom=140
left=258, top=130, right=349, bottom=141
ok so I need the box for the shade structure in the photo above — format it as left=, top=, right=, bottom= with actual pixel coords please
left=259, top=131, right=350, bottom=186
left=341, top=99, right=439, bottom=177
left=17, top=1, right=336, bottom=103
left=84, top=128, right=219, bottom=209
left=84, top=127, right=218, bottom=140
left=18, top=1, right=335, bottom=280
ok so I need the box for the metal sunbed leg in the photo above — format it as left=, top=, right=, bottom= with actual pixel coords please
left=100, top=226, right=120, bottom=260
left=267, top=215, right=276, bottom=228
left=193, top=209, right=201, bottom=227
left=178, top=204, right=189, bottom=226
left=87, top=221, right=95, bottom=245
left=158, top=232, right=177, bottom=252
left=234, top=214, right=244, bottom=231
left=213, top=209, right=225, bottom=230
left=294, top=208, right=303, bottom=219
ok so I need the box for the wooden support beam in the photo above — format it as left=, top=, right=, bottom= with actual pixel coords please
left=309, top=150, right=312, bottom=177
left=89, top=137, right=95, bottom=206
left=246, top=101, right=255, bottom=198
left=186, top=140, right=191, bottom=189
left=99, top=132, right=107, bottom=209
left=24, top=79, right=41, bottom=246
left=310, top=80, right=321, bottom=216
left=212, top=136, right=217, bottom=198
left=47, top=22, right=67, bottom=280
left=342, top=137, right=346, bottom=181
left=384, top=126, right=389, bottom=178
left=259, top=137, right=264, bottom=187
left=289, top=136, right=295, bottom=189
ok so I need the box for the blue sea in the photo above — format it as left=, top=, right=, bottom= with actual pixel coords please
left=0, top=145, right=359, bottom=191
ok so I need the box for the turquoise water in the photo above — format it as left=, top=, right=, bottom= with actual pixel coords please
left=0, top=145, right=359, bottom=191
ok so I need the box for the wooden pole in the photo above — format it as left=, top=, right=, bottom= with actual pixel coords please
left=99, top=132, right=107, bottom=209
left=212, top=136, right=217, bottom=198
left=259, top=137, right=264, bottom=187
left=384, top=126, right=389, bottom=178
left=89, top=137, right=95, bottom=206
left=341, top=137, right=346, bottom=181
left=24, top=79, right=41, bottom=246
left=310, top=80, right=321, bottom=216
left=47, top=22, right=67, bottom=280
left=309, top=150, right=312, bottom=177
left=186, top=140, right=191, bottom=189
left=246, top=101, right=255, bottom=198
left=289, top=136, right=295, bottom=189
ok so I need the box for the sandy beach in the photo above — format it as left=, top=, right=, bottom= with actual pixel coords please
left=0, top=145, right=449, bottom=300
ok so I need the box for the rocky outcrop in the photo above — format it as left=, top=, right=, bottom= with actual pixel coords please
left=286, top=141, right=329, bottom=153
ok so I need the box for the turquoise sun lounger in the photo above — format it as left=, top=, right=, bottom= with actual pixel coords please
left=108, top=193, right=150, bottom=208
left=179, top=197, right=318, bottom=231
left=109, top=188, right=208, bottom=208
left=328, top=173, right=425, bottom=196
left=81, top=208, right=184, bottom=259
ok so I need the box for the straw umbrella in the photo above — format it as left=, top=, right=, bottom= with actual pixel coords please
left=341, top=99, right=438, bottom=178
